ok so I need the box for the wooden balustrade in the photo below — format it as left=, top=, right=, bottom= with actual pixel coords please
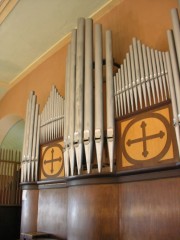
left=0, top=148, right=21, bottom=205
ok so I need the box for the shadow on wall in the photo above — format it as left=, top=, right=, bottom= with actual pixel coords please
left=0, top=114, right=24, bottom=152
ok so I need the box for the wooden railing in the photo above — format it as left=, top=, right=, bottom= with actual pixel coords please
left=0, top=148, right=21, bottom=205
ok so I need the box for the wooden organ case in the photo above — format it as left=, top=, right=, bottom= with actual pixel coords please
left=20, top=8, right=180, bottom=240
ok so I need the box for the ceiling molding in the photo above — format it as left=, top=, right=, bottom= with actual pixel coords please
left=89, top=0, right=124, bottom=21
left=0, top=0, right=19, bottom=25
left=1, top=0, right=122, bottom=101
left=0, top=81, right=9, bottom=88
left=0, top=0, right=10, bottom=13
left=9, top=32, right=71, bottom=90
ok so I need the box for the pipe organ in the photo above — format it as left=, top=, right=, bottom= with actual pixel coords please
left=20, top=6, right=180, bottom=239
left=114, top=38, right=170, bottom=117
left=166, top=9, right=180, bottom=154
left=21, top=87, right=64, bottom=182
left=40, top=85, right=64, bottom=144
left=63, top=18, right=115, bottom=177
left=21, top=91, right=39, bottom=183
left=20, top=8, right=180, bottom=182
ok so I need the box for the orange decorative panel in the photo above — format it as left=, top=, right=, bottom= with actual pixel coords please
left=39, top=140, right=64, bottom=180
left=116, top=105, right=178, bottom=170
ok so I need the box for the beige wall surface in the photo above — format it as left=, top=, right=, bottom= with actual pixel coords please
left=0, top=0, right=178, bottom=119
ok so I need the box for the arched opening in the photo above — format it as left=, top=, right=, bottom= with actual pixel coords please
left=0, top=114, right=24, bottom=151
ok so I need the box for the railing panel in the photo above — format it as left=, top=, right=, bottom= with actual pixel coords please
left=0, top=148, right=21, bottom=205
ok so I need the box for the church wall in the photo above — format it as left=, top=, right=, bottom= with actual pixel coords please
left=0, top=0, right=178, bottom=120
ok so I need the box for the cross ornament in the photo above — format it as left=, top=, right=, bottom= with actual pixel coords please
left=126, top=121, right=165, bottom=157
left=44, top=148, right=62, bottom=173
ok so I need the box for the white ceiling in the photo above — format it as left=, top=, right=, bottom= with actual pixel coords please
left=0, top=0, right=110, bottom=99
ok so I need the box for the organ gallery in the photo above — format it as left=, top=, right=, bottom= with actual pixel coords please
left=1, top=1, right=180, bottom=240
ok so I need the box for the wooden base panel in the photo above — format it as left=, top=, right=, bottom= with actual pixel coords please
left=20, top=169, right=180, bottom=240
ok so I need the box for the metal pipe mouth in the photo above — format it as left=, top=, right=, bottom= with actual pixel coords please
left=107, top=137, right=114, bottom=142
left=95, top=138, right=103, bottom=144
left=74, top=141, right=79, bottom=147
left=107, top=128, right=114, bottom=138
left=64, top=144, right=69, bottom=149
left=84, top=130, right=90, bottom=141
left=84, top=139, right=90, bottom=145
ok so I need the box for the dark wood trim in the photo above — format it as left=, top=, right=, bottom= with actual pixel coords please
left=67, top=164, right=180, bottom=185
left=67, top=173, right=117, bottom=187
left=67, top=172, right=115, bottom=181
left=0, top=205, right=21, bottom=207
left=117, top=162, right=180, bottom=176
left=20, top=182, right=38, bottom=190
left=117, top=167, right=180, bottom=183
left=38, top=182, right=67, bottom=189
left=21, top=163, right=180, bottom=189
left=115, top=99, right=171, bottom=122
left=39, top=137, right=63, bottom=147
left=37, top=177, right=66, bottom=185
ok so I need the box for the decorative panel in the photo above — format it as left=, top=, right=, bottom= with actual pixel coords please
left=39, top=140, right=64, bottom=180
left=116, top=104, right=178, bottom=171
